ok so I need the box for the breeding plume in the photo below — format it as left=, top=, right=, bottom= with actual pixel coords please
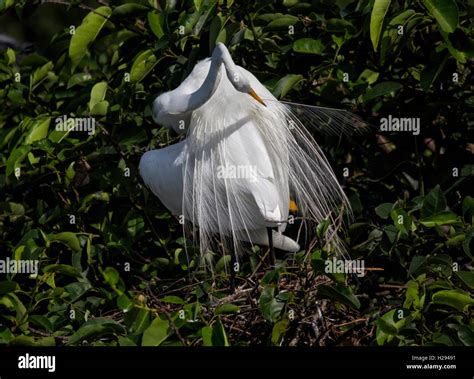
left=140, top=43, right=362, bottom=268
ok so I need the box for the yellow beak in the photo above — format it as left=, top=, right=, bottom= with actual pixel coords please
left=248, top=89, right=266, bottom=107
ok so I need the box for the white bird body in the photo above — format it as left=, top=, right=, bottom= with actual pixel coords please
left=140, top=140, right=187, bottom=216
left=140, top=43, right=355, bottom=262
left=139, top=56, right=298, bottom=250
left=140, top=141, right=300, bottom=251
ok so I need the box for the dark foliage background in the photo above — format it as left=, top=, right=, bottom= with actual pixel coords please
left=0, top=0, right=473, bottom=346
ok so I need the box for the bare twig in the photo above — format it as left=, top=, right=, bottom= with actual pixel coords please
left=333, top=318, right=368, bottom=328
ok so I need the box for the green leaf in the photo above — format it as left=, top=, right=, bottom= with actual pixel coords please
left=209, top=13, right=227, bottom=50
left=147, top=11, right=165, bottom=39
left=363, top=81, right=402, bottom=102
left=446, top=233, right=465, bottom=248
left=427, top=254, right=452, bottom=276
left=6, top=146, right=30, bottom=177
left=317, top=284, right=361, bottom=309
left=259, top=286, right=286, bottom=322
left=358, top=69, right=380, bottom=85
left=142, top=317, right=171, bottom=346
left=408, top=255, right=427, bottom=276
left=379, top=9, right=419, bottom=63
left=0, top=293, right=27, bottom=326
left=214, top=303, right=240, bottom=315
left=6, top=48, right=15, bottom=65
left=370, top=0, right=391, bottom=51
left=265, top=15, right=299, bottom=31
left=29, top=315, right=53, bottom=333
left=43, top=264, right=82, bottom=278
left=69, top=6, right=112, bottom=67
left=326, top=18, right=357, bottom=34
left=0, top=0, right=17, bottom=12
left=194, top=0, right=202, bottom=12
left=130, top=50, right=158, bottom=83
left=439, top=30, right=470, bottom=63
left=64, top=282, right=92, bottom=302
left=431, top=332, right=454, bottom=346
left=271, top=318, right=289, bottom=346
left=422, top=185, right=446, bottom=217
left=390, top=208, right=412, bottom=233
left=451, top=325, right=474, bottom=346
left=79, top=191, right=110, bottom=213
left=463, top=227, right=474, bottom=259
left=432, top=289, right=474, bottom=311
left=90, top=101, right=109, bottom=116
left=102, top=267, right=119, bottom=286
left=375, top=202, right=393, bottom=219
left=211, top=319, right=229, bottom=346
left=420, top=54, right=448, bottom=91
left=201, top=326, right=213, bottom=346
left=67, top=319, right=125, bottom=345
left=118, top=337, right=137, bottom=346
left=160, top=296, right=185, bottom=304
left=112, top=3, right=149, bottom=18
left=257, top=13, right=286, bottom=23
left=292, top=38, right=325, bottom=55
left=25, top=118, right=50, bottom=145
left=311, top=250, right=326, bottom=274
left=261, top=269, right=280, bottom=285
left=376, top=309, right=405, bottom=345
left=179, top=0, right=215, bottom=36
left=36, top=337, right=56, bottom=347
left=30, top=61, right=53, bottom=91
left=67, top=73, right=92, bottom=89
left=463, top=196, right=474, bottom=220
left=7, top=88, right=26, bottom=105
left=215, top=254, right=231, bottom=273
left=404, top=280, right=424, bottom=310
left=8, top=336, right=32, bottom=346
left=89, top=82, right=107, bottom=105
left=316, top=218, right=331, bottom=239
left=422, top=0, right=458, bottom=33
left=0, top=281, right=18, bottom=294
left=455, top=271, right=474, bottom=290
left=377, top=316, right=398, bottom=335
left=125, top=307, right=150, bottom=334
left=419, top=211, right=459, bottom=227
left=427, top=280, right=453, bottom=292
left=272, top=74, right=303, bottom=98
left=117, top=294, right=133, bottom=311
left=89, top=81, right=108, bottom=115
left=50, top=232, right=81, bottom=252
left=0, top=326, right=14, bottom=343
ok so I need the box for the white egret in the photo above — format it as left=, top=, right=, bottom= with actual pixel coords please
left=140, top=43, right=363, bottom=277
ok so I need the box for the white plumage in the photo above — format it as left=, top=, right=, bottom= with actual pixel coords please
left=140, top=43, right=358, bottom=265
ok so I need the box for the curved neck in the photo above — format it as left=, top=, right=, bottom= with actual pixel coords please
left=168, top=45, right=237, bottom=114
left=185, top=57, right=223, bottom=112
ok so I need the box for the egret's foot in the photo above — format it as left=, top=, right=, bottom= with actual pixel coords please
left=229, top=272, right=236, bottom=294
left=266, top=227, right=276, bottom=268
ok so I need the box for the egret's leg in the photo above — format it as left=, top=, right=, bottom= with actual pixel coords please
left=230, top=252, right=236, bottom=294
left=267, top=227, right=275, bottom=267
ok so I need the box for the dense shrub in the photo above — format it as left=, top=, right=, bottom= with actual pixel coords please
left=0, top=0, right=472, bottom=346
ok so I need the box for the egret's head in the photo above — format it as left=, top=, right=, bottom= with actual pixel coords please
left=229, top=76, right=266, bottom=107
left=152, top=92, right=183, bottom=131
left=214, top=43, right=266, bottom=107
left=152, top=93, right=168, bottom=122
